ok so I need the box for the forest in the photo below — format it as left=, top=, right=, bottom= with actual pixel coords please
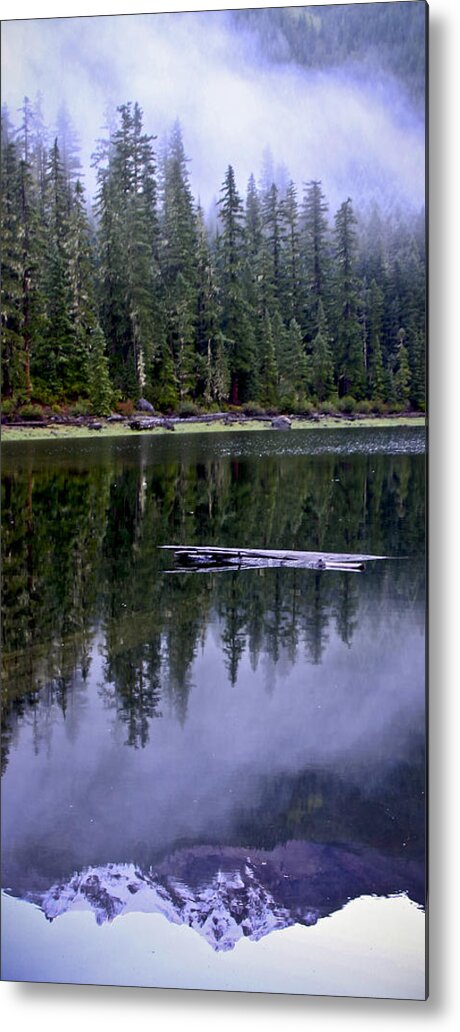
left=1, top=95, right=426, bottom=419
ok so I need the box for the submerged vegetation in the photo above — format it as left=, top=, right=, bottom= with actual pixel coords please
left=1, top=96, right=426, bottom=419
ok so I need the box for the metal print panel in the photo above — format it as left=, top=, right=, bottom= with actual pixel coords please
left=1, top=1, right=427, bottom=1000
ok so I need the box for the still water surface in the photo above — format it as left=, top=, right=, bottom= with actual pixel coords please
left=1, top=427, right=426, bottom=994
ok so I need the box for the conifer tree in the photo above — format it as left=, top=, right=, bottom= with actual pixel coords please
left=260, top=183, right=282, bottom=315
left=195, top=205, right=220, bottom=402
left=56, top=102, right=82, bottom=195
left=1, top=115, right=24, bottom=397
left=394, top=330, right=411, bottom=408
left=333, top=197, right=364, bottom=397
left=87, top=325, right=113, bottom=415
left=302, top=179, right=330, bottom=339
left=367, top=279, right=385, bottom=400
left=37, top=139, right=74, bottom=396
left=259, top=314, right=278, bottom=406
left=310, top=299, right=335, bottom=400
left=217, top=165, right=254, bottom=403
left=160, top=121, right=198, bottom=401
left=67, top=179, right=99, bottom=391
left=280, top=180, right=302, bottom=324
left=95, top=102, right=160, bottom=397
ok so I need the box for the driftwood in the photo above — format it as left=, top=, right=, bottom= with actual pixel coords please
left=160, top=545, right=387, bottom=574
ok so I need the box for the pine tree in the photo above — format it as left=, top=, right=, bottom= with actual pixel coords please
left=212, top=332, right=231, bottom=405
left=394, top=330, right=411, bottom=408
left=67, top=179, right=100, bottom=392
left=1, top=115, right=24, bottom=397
left=87, top=325, right=113, bottom=415
left=276, top=315, right=308, bottom=402
left=56, top=102, right=82, bottom=195
left=259, top=313, right=278, bottom=406
left=333, top=198, right=365, bottom=398
left=369, top=333, right=385, bottom=402
left=367, top=279, right=385, bottom=401
left=411, top=330, right=426, bottom=411
left=217, top=165, right=254, bottom=403
left=260, top=182, right=282, bottom=315
left=195, top=205, right=221, bottom=402
left=280, top=180, right=302, bottom=324
left=95, top=102, right=160, bottom=397
left=302, top=179, right=330, bottom=340
left=37, top=139, right=74, bottom=396
left=310, top=299, right=334, bottom=401
left=160, top=121, right=198, bottom=401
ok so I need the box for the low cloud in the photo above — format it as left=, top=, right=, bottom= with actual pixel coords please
left=1, top=10, right=425, bottom=214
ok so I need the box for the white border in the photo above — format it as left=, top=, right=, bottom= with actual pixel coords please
left=1, top=1, right=460, bottom=1028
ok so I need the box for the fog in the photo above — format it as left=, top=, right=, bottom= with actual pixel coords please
left=2, top=593, right=424, bottom=885
left=1, top=8, right=425, bottom=214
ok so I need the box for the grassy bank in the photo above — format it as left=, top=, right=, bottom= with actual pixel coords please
left=1, top=415, right=426, bottom=443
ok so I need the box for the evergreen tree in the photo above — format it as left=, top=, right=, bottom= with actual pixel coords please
left=87, top=324, right=113, bottom=415
left=160, top=121, right=198, bottom=401
left=56, top=102, right=82, bottom=194
left=394, top=330, right=411, bottom=408
left=411, top=330, right=426, bottom=411
left=36, top=139, right=74, bottom=396
left=333, top=198, right=365, bottom=398
left=67, top=179, right=99, bottom=391
left=276, top=316, right=308, bottom=402
left=217, top=165, right=254, bottom=403
left=195, top=205, right=221, bottom=402
left=302, top=179, right=330, bottom=339
left=1, top=115, right=24, bottom=397
left=95, top=102, right=160, bottom=397
left=310, top=299, right=334, bottom=401
left=280, top=180, right=302, bottom=324
left=367, top=279, right=385, bottom=400
left=260, top=182, right=282, bottom=315
left=259, top=313, right=278, bottom=406
left=369, top=333, right=385, bottom=403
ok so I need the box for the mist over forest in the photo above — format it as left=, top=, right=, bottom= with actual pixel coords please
left=2, top=4, right=425, bottom=213
left=1, top=3, right=426, bottom=415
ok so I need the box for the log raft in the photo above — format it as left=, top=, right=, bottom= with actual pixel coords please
left=159, top=545, right=388, bottom=573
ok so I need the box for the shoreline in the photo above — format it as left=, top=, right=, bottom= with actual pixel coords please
left=1, top=413, right=426, bottom=443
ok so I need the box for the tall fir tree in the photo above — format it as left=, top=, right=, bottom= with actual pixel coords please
left=302, top=179, right=330, bottom=340
left=160, top=121, right=198, bottom=401
left=217, top=165, right=254, bottom=403
left=333, top=198, right=365, bottom=398
left=309, top=299, right=335, bottom=401
left=1, top=114, right=24, bottom=397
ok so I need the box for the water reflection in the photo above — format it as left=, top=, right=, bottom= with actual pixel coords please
left=1, top=429, right=425, bottom=949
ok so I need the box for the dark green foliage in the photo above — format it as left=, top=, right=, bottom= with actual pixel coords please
left=1, top=114, right=24, bottom=397
left=1, top=98, right=426, bottom=414
left=87, top=325, right=113, bottom=416
left=394, top=333, right=411, bottom=408
left=217, top=165, right=255, bottom=404
left=309, top=300, right=334, bottom=401
left=302, top=179, right=330, bottom=340
left=333, top=198, right=365, bottom=399
left=259, top=313, right=278, bottom=407
left=95, top=102, right=160, bottom=397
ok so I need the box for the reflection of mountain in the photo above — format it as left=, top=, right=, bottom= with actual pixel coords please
left=12, top=841, right=424, bottom=953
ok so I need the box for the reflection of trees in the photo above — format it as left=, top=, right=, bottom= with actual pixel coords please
left=2, top=441, right=425, bottom=765
left=233, top=742, right=425, bottom=862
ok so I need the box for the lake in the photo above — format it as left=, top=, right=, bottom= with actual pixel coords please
left=1, top=426, right=426, bottom=998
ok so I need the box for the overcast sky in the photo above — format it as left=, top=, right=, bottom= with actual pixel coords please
left=1, top=7, right=425, bottom=215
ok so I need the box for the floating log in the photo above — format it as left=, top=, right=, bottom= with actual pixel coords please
left=159, top=545, right=387, bottom=573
